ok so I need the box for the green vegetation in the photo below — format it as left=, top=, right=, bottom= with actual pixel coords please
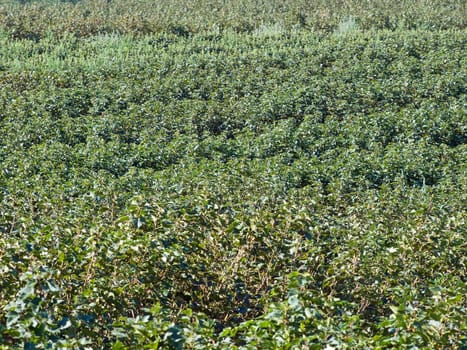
left=0, top=0, right=466, bottom=348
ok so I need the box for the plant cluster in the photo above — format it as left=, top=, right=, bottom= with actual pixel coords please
left=0, top=1, right=466, bottom=348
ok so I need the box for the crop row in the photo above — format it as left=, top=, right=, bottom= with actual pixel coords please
left=0, top=0, right=466, bottom=40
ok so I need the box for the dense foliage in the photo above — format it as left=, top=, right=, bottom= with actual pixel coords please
left=0, top=0, right=466, bottom=348
left=0, top=0, right=466, bottom=39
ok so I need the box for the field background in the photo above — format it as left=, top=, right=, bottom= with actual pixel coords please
left=0, top=0, right=466, bottom=348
